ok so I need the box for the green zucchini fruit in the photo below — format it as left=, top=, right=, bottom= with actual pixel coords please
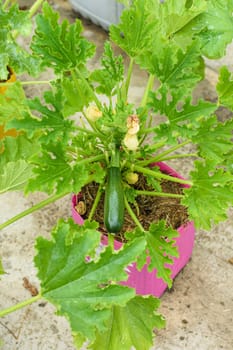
left=104, top=166, right=125, bottom=233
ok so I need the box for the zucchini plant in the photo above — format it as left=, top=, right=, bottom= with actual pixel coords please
left=0, top=0, right=233, bottom=349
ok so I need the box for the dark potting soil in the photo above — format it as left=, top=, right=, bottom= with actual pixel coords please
left=76, top=174, right=189, bottom=240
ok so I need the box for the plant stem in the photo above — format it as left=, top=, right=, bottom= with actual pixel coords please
left=124, top=195, right=144, bottom=231
left=124, top=57, right=134, bottom=101
left=0, top=81, right=51, bottom=87
left=77, top=154, right=105, bottom=166
left=88, top=184, right=103, bottom=221
left=137, top=140, right=191, bottom=166
left=3, top=0, right=11, bottom=10
left=158, top=153, right=198, bottom=162
left=28, top=0, right=45, bottom=18
left=135, top=190, right=183, bottom=199
left=132, top=164, right=193, bottom=186
left=140, top=74, right=154, bottom=108
left=0, top=294, right=41, bottom=318
left=0, top=192, right=69, bottom=231
left=108, top=234, right=115, bottom=251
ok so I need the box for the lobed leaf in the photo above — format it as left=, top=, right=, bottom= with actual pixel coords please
left=183, top=161, right=233, bottom=230
left=31, top=2, right=95, bottom=74
left=90, top=296, right=165, bottom=350
left=217, top=66, right=233, bottom=111
left=0, top=159, right=33, bottom=194
left=35, top=219, right=146, bottom=343
left=193, top=116, right=233, bottom=165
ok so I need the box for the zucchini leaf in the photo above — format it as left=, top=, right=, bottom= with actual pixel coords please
left=126, top=221, right=179, bottom=288
left=0, top=82, right=30, bottom=123
left=0, top=134, right=39, bottom=193
left=89, top=296, right=165, bottom=350
left=35, top=219, right=146, bottom=344
left=90, top=42, right=124, bottom=97
left=0, top=3, right=41, bottom=79
left=193, top=116, right=233, bottom=165
left=31, top=2, right=95, bottom=73
left=0, top=159, right=33, bottom=194
left=217, top=66, right=233, bottom=111
left=110, top=0, right=159, bottom=58
left=174, top=0, right=233, bottom=58
left=61, top=76, right=94, bottom=117
left=8, top=88, right=75, bottom=144
left=182, top=161, right=233, bottom=230
left=26, top=142, right=105, bottom=195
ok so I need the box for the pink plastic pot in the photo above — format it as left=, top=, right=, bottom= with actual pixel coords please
left=72, top=162, right=195, bottom=297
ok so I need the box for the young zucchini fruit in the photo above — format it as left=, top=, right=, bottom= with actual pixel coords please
left=104, top=166, right=125, bottom=233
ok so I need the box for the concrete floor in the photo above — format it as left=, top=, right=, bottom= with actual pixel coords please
left=0, top=1, right=233, bottom=349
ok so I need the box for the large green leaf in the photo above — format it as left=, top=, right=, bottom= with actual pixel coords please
left=61, top=76, right=93, bottom=117
left=174, top=0, right=233, bottom=58
left=31, top=2, right=95, bottom=73
left=193, top=116, right=233, bottom=165
left=8, top=88, right=75, bottom=144
left=35, top=219, right=146, bottom=343
left=148, top=87, right=216, bottom=143
left=90, top=42, right=124, bottom=97
left=138, top=41, right=202, bottom=93
left=110, top=0, right=159, bottom=58
left=0, top=159, right=33, bottom=194
left=90, top=296, right=165, bottom=350
left=182, top=161, right=233, bottom=230
left=0, top=82, right=29, bottom=123
left=0, top=3, right=41, bottom=79
left=217, top=66, right=233, bottom=111
left=126, top=221, right=179, bottom=288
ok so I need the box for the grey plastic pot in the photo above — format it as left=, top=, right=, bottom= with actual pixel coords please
left=69, top=0, right=124, bottom=30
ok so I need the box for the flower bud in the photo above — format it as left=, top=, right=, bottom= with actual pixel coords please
left=126, top=115, right=140, bottom=135
left=123, top=133, right=139, bottom=151
left=86, top=105, right=102, bottom=122
left=125, top=172, right=139, bottom=185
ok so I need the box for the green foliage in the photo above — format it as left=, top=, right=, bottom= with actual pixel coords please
left=0, top=0, right=233, bottom=349
left=90, top=42, right=124, bottom=97
left=0, top=2, right=41, bottom=79
left=126, top=221, right=179, bottom=288
left=8, top=88, right=75, bottom=144
left=31, top=2, right=95, bottom=73
left=90, top=296, right=165, bottom=350
left=217, top=66, right=233, bottom=111
left=35, top=219, right=146, bottom=344
left=183, top=161, right=233, bottom=230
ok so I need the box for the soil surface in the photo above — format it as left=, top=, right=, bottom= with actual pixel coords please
left=0, top=1, right=233, bottom=350
left=78, top=176, right=188, bottom=239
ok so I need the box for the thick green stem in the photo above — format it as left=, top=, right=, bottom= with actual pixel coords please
left=0, top=294, right=42, bottom=318
left=110, top=146, right=120, bottom=167
left=137, top=140, right=191, bottom=167
left=140, top=74, right=155, bottom=108
left=132, top=164, right=193, bottom=186
left=0, top=192, right=69, bottom=231
left=158, top=153, right=198, bottom=162
left=88, top=184, right=103, bottom=221
left=135, top=190, right=183, bottom=199
left=77, top=154, right=105, bottom=166
left=0, top=80, right=51, bottom=87
left=123, top=57, right=134, bottom=101
left=28, top=0, right=45, bottom=18
left=124, top=195, right=144, bottom=231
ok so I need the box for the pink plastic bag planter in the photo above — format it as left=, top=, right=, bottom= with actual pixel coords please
left=72, top=162, right=195, bottom=297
